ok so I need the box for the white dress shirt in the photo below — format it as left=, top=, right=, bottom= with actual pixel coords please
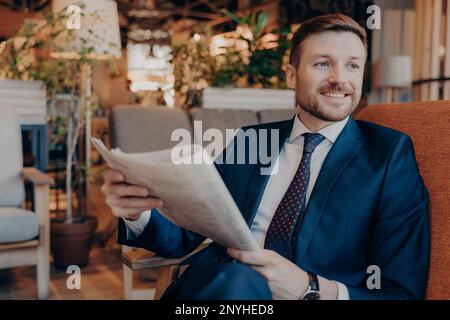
left=124, top=114, right=350, bottom=299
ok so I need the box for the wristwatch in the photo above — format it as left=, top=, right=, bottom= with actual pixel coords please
left=300, top=272, right=321, bottom=300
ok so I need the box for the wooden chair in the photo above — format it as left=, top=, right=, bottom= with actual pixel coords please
left=0, top=106, right=54, bottom=299
left=121, top=241, right=210, bottom=300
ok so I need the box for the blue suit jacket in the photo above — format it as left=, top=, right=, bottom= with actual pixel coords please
left=118, top=116, right=430, bottom=299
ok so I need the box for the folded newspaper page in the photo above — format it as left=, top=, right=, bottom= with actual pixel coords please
left=91, top=138, right=258, bottom=251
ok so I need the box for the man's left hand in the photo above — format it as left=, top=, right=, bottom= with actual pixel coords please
left=227, top=247, right=309, bottom=300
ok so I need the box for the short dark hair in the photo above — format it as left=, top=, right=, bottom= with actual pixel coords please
left=289, top=13, right=368, bottom=67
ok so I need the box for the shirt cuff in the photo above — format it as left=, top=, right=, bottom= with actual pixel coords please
left=335, top=281, right=350, bottom=300
left=122, top=210, right=152, bottom=239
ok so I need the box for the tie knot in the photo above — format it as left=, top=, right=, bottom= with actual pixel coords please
left=302, top=133, right=325, bottom=154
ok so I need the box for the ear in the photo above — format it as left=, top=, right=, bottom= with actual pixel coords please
left=285, top=64, right=297, bottom=89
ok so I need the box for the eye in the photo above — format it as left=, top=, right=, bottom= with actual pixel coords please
left=348, top=63, right=360, bottom=70
left=314, top=61, right=330, bottom=68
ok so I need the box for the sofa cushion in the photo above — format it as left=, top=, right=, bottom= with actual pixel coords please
left=0, top=207, right=39, bottom=243
left=110, top=105, right=193, bottom=152
left=0, top=105, right=25, bottom=207
left=258, top=109, right=297, bottom=124
left=189, top=108, right=259, bottom=148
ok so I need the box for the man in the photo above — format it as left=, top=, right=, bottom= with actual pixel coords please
left=101, top=14, right=430, bottom=300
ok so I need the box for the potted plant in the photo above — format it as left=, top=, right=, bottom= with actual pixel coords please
left=173, top=10, right=294, bottom=110
left=216, top=10, right=290, bottom=88
left=173, top=26, right=216, bottom=108
left=47, top=92, right=98, bottom=269
left=206, top=10, right=294, bottom=110
left=0, top=3, right=118, bottom=269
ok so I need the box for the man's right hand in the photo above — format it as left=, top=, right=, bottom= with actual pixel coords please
left=101, top=168, right=164, bottom=221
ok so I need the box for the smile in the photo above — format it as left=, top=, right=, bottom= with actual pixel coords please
left=320, top=91, right=350, bottom=98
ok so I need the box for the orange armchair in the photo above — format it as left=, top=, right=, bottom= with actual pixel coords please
left=356, top=100, right=450, bottom=299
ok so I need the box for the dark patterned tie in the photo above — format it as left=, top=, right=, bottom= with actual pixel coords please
left=264, top=133, right=325, bottom=259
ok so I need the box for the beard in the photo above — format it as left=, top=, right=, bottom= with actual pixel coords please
left=296, top=83, right=360, bottom=122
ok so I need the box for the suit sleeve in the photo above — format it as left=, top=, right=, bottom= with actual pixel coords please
left=347, top=135, right=431, bottom=300
left=117, top=209, right=206, bottom=258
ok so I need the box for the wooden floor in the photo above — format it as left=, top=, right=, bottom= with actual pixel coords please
left=0, top=241, right=157, bottom=300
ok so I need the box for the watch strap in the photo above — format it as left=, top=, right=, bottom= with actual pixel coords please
left=308, top=272, right=319, bottom=291
left=300, top=272, right=321, bottom=300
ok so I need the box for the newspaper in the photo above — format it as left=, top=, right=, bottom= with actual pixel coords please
left=91, top=138, right=258, bottom=251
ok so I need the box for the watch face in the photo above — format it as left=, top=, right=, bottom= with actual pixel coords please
left=303, top=291, right=321, bottom=300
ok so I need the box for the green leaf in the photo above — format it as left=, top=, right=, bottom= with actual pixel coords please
left=255, top=12, right=268, bottom=37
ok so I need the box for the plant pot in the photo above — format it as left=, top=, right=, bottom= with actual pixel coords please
left=50, top=216, right=98, bottom=270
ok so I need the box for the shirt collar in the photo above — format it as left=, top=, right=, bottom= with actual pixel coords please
left=289, top=113, right=349, bottom=144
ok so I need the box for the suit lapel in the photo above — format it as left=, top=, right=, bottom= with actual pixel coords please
left=243, top=117, right=295, bottom=225
left=293, top=116, right=363, bottom=262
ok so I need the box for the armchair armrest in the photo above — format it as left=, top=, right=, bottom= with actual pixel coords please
left=22, top=167, right=54, bottom=185
left=22, top=167, right=52, bottom=257
left=121, top=242, right=210, bottom=270
left=121, top=242, right=210, bottom=299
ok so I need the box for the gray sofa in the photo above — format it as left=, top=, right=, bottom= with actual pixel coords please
left=110, top=105, right=297, bottom=153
